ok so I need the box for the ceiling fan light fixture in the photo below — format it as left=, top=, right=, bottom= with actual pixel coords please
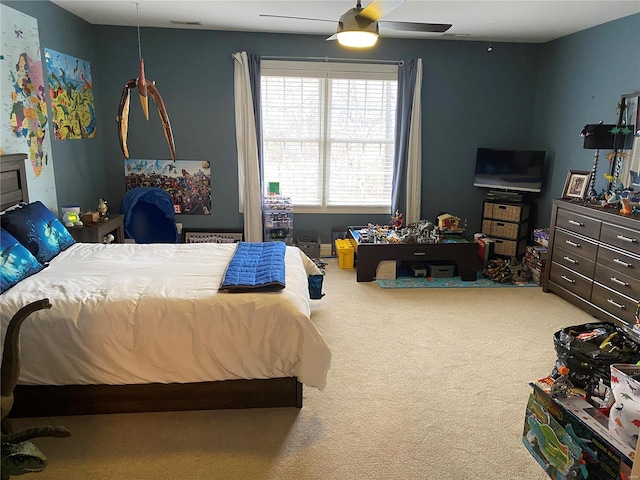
left=337, top=30, right=378, bottom=48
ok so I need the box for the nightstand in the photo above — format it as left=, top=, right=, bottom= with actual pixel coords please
left=67, top=214, right=124, bottom=243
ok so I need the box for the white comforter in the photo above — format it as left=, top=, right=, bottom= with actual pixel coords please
left=0, top=243, right=331, bottom=390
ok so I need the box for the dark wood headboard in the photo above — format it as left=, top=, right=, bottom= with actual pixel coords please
left=0, top=153, right=28, bottom=211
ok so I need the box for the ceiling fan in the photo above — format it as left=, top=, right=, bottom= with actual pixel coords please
left=260, top=0, right=452, bottom=48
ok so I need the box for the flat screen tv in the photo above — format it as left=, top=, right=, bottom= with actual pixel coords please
left=473, top=148, right=546, bottom=193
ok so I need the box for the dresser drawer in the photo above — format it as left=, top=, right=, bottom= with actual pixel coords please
left=552, top=245, right=596, bottom=278
left=594, top=264, right=640, bottom=302
left=591, top=283, right=639, bottom=325
left=596, top=244, right=640, bottom=276
left=555, top=208, right=601, bottom=239
left=548, top=263, right=593, bottom=299
left=482, top=219, right=528, bottom=240
left=553, top=229, right=599, bottom=262
left=599, top=222, right=640, bottom=256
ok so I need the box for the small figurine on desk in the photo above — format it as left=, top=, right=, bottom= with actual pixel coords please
left=390, top=210, right=403, bottom=230
left=98, top=198, right=108, bottom=221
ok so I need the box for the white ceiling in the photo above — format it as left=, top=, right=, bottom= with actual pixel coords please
left=50, top=0, right=640, bottom=44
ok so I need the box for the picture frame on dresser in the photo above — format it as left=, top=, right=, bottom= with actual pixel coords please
left=562, top=170, right=591, bottom=200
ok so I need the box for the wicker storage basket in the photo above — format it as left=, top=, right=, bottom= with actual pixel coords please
left=489, top=237, right=527, bottom=257
left=483, top=203, right=529, bottom=222
left=482, top=220, right=528, bottom=240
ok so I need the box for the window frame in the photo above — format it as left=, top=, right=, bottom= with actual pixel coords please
left=261, top=60, right=398, bottom=214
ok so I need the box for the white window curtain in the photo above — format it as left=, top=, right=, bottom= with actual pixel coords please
left=232, top=51, right=263, bottom=242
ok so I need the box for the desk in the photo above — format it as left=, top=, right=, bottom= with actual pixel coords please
left=347, top=227, right=481, bottom=282
left=68, top=214, right=124, bottom=243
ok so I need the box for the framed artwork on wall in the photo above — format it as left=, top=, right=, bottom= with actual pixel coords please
left=562, top=170, right=591, bottom=200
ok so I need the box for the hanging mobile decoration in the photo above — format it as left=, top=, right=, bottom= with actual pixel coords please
left=116, top=3, right=176, bottom=161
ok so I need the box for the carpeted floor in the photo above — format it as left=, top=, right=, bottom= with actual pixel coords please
left=10, top=257, right=597, bottom=480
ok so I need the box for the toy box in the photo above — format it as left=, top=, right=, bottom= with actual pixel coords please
left=522, top=382, right=634, bottom=480
left=335, top=239, right=355, bottom=269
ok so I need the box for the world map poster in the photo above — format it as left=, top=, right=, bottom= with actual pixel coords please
left=44, top=48, right=96, bottom=140
left=124, top=159, right=212, bottom=215
left=0, top=4, right=58, bottom=212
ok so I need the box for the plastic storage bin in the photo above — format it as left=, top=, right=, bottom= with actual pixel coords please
left=426, top=261, right=455, bottom=278
left=335, top=239, right=355, bottom=269
left=297, top=232, right=321, bottom=259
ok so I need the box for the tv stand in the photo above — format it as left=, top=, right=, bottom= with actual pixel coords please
left=486, top=190, right=523, bottom=203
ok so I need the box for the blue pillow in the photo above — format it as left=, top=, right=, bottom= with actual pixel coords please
left=1, top=201, right=75, bottom=264
left=1, top=228, right=44, bottom=293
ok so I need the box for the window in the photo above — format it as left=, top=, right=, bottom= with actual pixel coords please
left=261, top=61, right=398, bottom=213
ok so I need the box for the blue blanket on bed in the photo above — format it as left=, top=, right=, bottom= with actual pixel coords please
left=219, top=241, right=286, bottom=293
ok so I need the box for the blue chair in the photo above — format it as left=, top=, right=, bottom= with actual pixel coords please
left=119, top=187, right=179, bottom=243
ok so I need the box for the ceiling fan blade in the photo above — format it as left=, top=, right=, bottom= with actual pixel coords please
left=379, top=20, right=452, bottom=33
left=259, top=14, right=335, bottom=24
left=358, top=0, right=405, bottom=22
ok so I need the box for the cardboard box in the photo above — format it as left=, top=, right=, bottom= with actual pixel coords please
left=81, top=211, right=99, bottom=223
left=376, top=260, right=396, bottom=280
left=522, top=382, right=634, bottom=480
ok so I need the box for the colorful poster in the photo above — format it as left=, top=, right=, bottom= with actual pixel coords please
left=44, top=48, right=96, bottom=139
left=124, top=159, right=212, bottom=215
left=0, top=4, right=58, bottom=212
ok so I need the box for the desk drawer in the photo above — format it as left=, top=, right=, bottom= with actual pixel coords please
left=552, top=245, right=596, bottom=278
left=591, top=283, right=638, bottom=325
left=556, top=208, right=601, bottom=239
left=549, top=263, right=593, bottom=299
left=600, top=223, right=640, bottom=256
left=553, top=229, right=598, bottom=262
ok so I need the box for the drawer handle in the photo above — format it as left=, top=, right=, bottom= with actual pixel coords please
left=560, top=275, right=576, bottom=284
left=606, top=298, right=626, bottom=310
left=613, top=258, right=631, bottom=268
left=496, top=222, right=505, bottom=227
left=568, top=220, right=584, bottom=227
left=616, top=234, right=638, bottom=244
left=413, top=252, right=426, bottom=256
left=565, top=240, right=581, bottom=248
left=610, top=277, right=629, bottom=287
left=563, top=256, right=578, bottom=264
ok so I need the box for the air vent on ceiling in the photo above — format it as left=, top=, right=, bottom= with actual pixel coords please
left=442, top=33, right=470, bottom=38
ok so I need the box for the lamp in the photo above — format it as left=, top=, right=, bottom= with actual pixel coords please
left=581, top=122, right=615, bottom=198
left=335, top=10, right=379, bottom=48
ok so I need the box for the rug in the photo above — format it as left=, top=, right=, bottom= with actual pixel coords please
left=376, top=275, right=540, bottom=289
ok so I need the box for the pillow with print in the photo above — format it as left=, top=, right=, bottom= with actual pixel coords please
left=1, top=201, right=75, bottom=264
left=1, top=228, right=44, bottom=293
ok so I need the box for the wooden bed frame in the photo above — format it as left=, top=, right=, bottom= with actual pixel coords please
left=1, top=154, right=304, bottom=417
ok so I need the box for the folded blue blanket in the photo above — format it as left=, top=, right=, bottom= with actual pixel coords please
left=219, top=241, right=286, bottom=293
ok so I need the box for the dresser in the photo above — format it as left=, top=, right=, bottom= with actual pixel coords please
left=481, top=201, right=529, bottom=257
left=542, top=199, right=640, bottom=333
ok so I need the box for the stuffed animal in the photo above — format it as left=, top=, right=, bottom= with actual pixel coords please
left=62, top=211, right=83, bottom=227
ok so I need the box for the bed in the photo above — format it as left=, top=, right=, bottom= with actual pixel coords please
left=0, top=155, right=331, bottom=417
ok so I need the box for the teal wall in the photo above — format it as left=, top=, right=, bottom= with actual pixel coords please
left=532, top=13, right=640, bottom=228
left=2, top=1, right=639, bottom=241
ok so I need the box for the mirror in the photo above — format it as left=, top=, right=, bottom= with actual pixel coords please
left=609, top=92, right=640, bottom=193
